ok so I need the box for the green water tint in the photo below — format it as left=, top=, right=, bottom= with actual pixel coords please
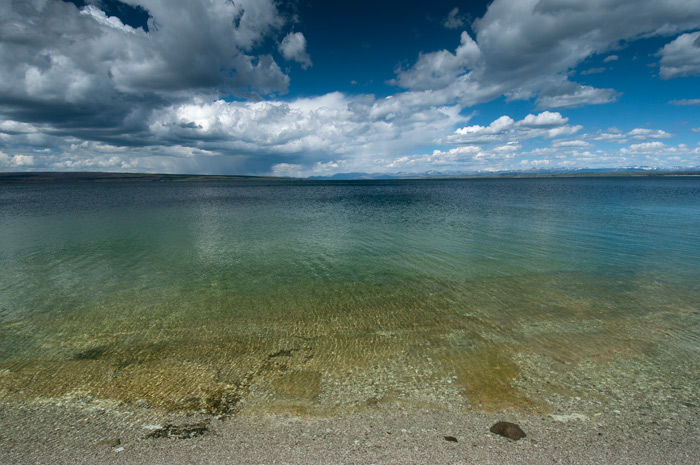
left=1, top=178, right=700, bottom=415
left=2, top=269, right=697, bottom=414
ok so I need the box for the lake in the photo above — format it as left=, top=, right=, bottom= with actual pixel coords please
left=1, top=176, right=699, bottom=415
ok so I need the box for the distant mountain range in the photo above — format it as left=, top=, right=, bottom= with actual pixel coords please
left=1, top=167, right=699, bottom=183
left=307, top=166, right=700, bottom=180
left=0, top=172, right=283, bottom=183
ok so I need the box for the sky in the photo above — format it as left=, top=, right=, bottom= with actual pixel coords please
left=1, top=0, right=700, bottom=177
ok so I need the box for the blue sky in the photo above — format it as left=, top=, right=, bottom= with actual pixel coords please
left=1, top=0, right=699, bottom=176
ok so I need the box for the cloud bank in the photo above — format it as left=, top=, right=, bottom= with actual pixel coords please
left=1, top=0, right=700, bottom=175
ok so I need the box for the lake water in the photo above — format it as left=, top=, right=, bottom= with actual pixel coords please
left=1, top=177, right=699, bottom=415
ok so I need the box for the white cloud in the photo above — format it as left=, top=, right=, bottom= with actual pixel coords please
left=392, top=31, right=480, bottom=91
left=545, top=125, right=584, bottom=139
left=271, top=163, right=305, bottom=177
left=658, top=32, right=700, bottom=79
left=628, top=128, right=673, bottom=140
left=447, top=111, right=581, bottom=144
left=279, top=32, right=312, bottom=69
left=517, top=111, right=568, bottom=127
left=0, top=0, right=290, bottom=115
left=535, top=82, right=619, bottom=108
left=79, top=5, right=139, bottom=34
left=552, top=140, right=591, bottom=148
left=585, top=127, right=674, bottom=145
left=149, top=91, right=466, bottom=163
left=591, top=128, right=626, bottom=142
left=2, top=0, right=700, bottom=177
left=443, top=7, right=466, bottom=29
left=0, top=151, right=35, bottom=168
left=394, top=0, right=700, bottom=109
left=449, top=116, right=515, bottom=144
left=669, top=99, right=700, bottom=106
left=621, top=141, right=667, bottom=153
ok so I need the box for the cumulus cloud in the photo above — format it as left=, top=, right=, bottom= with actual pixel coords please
left=370, top=135, right=700, bottom=175
left=0, top=0, right=289, bottom=139
left=147, top=91, right=465, bottom=165
left=395, top=0, right=700, bottom=109
left=586, top=127, right=674, bottom=145
left=517, top=111, right=569, bottom=127
left=658, top=32, right=700, bottom=79
left=590, top=128, right=625, bottom=142
left=447, top=111, right=581, bottom=144
left=279, top=32, right=312, bottom=69
left=535, top=81, right=619, bottom=108
left=621, top=141, right=668, bottom=153
left=0, top=151, right=34, bottom=168
left=603, top=55, right=619, bottom=63
left=392, top=31, right=480, bottom=91
left=628, top=128, right=673, bottom=140
left=2, top=0, right=700, bottom=176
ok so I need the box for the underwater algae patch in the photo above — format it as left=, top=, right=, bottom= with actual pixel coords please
left=2, top=270, right=698, bottom=417
left=270, top=370, right=322, bottom=402
left=436, top=346, right=538, bottom=412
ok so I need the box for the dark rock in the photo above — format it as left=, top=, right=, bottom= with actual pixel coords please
left=490, top=421, right=526, bottom=440
left=269, top=349, right=296, bottom=358
left=444, top=436, right=458, bottom=442
left=72, top=345, right=109, bottom=360
left=205, top=388, right=241, bottom=416
left=146, top=421, right=209, bottom=439
left=97, top=438, right=121, bottom=448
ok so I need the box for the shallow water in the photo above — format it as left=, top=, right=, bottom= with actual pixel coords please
left=1, top=177, right=699, bottom=414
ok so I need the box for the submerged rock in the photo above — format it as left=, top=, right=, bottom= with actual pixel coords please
left=146, top=421, right=209, bottom=439
left=97, top=438, right=121, bottom=448
left=444, top=436, right=458, bottom=442
left=205, top=388, right=242, bottom=416
left=268, top=348, right=296, bottom=358
left=490, top=421, right=526, bottom=440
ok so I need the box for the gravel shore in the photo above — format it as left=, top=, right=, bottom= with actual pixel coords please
left=2, top=396, right=698, bottom=465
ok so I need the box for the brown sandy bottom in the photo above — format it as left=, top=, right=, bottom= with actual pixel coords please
left=2, top=397, right=699, bottom=465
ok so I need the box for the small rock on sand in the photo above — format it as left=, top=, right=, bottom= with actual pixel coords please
left=490, top=421, right=526, bottom=440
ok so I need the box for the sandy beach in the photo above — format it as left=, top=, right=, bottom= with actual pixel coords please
left=2, top=393, right=699, bottom=465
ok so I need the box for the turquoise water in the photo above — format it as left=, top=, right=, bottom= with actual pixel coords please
left=1, top=177, right=699, bottom=414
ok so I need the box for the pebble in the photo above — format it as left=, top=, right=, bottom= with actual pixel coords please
left=490, top=421, right=527, bottom=441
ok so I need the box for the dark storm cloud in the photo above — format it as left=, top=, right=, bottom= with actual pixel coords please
left=0, top=0, right=291, bottom=147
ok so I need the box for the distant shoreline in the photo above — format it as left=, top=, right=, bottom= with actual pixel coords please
left=0, top=172, right=286, bottom=183
left=2, top=169, right=700, bottom=183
